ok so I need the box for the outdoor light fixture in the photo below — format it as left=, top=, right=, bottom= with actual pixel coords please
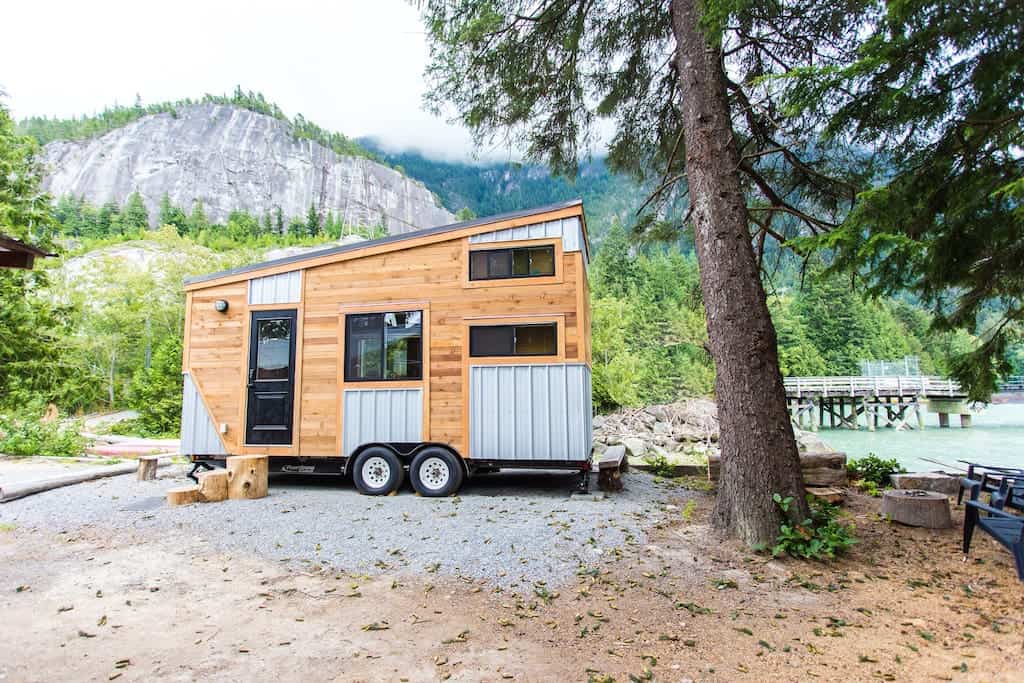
left=214, top=299, right=229, bottom=313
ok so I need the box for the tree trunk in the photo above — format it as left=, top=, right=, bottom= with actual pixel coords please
left=670, top=0, right=809, bottom=545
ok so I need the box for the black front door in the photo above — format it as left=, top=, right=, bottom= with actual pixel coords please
left=246, top=310, right=297, bottom=445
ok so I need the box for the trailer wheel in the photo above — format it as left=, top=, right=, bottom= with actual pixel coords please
left=409, top=448, right=464, bottom=497
left=352, top=446, right=404, bottom=495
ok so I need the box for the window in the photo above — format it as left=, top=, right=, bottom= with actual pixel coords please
left=345, top=310, right=423, bottom=381
left=469, top=245, right=555, bottom=280
left=255, top=318, right=292, bottom=380
left=469, top=323, right=557, bottom=357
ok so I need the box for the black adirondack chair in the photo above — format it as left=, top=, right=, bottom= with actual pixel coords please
left=961, top=477, right=1024, bottom=582
left=957, top=462, right=1024, bottom=505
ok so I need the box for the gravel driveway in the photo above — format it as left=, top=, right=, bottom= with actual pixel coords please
left=1, top=466, right=684, bottom=588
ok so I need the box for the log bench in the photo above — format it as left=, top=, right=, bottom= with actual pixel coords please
left=597, top=445, right=628, bottom=492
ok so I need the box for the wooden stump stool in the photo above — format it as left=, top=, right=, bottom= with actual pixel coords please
left=881, top=489, right=952, bottom=528
left=136, top=455, right=159, bottom=481
left=226, top=455, right=269, bottom=500
left=197, top=469, right=230, bottom=502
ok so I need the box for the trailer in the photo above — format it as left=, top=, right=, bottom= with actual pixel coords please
left=180, top=200, right=593, bottom=496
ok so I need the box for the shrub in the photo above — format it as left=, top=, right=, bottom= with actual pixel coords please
left=847, top=454, right=906, bottom=487
left=770, top=493, right=857, bottom=560
left=0, top=406, right=88, bottom=457
left=644, top=450, right=677, bottom=478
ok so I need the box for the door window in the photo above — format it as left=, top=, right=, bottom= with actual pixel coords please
left=255, top=318, right=292, bottom=380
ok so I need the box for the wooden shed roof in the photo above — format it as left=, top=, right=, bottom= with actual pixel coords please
left=184, top=199, right=588, bottom=291
left=0, top=233, right=55, bottom=270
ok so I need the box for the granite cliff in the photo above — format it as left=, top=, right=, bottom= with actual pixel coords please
left=40, top=103, right=455, bottom=234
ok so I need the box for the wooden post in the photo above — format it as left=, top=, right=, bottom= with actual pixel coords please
left=916, top=402, right=924, bottom=430
left=167, top=486, right=201, bottom=506
left=938, top=412, right=950, bottom=428
left=137, top=455, right=159, bottom=481
left=810, top=398, right=818, bottom=432
left=960, top=413, right=972, bottom=428
left=227, top=455, right=269, bottom=500
left=197, top=469, right=230, bottom=502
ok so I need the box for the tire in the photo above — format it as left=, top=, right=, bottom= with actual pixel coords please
left=409, top=447, right=464, bottom=497
left=352, top=446, right=404, bottom=495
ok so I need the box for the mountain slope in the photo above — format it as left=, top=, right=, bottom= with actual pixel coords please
left=362, top=142, right=645, bottom=244
left=39, top=103, right=455, bottom=234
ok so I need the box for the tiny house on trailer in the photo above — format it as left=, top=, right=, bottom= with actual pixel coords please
left=180, top=200, right=593, bottom=496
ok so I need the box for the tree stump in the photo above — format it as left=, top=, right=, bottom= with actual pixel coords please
left=226, top=455, right=269, bottom=500
left=197, top=469, right=230, bottom=502
left=136, top=456, right=159, bottom=481
left=166, top=485, right=201, bottom=506
left=880, top=489, right=952, bottom=528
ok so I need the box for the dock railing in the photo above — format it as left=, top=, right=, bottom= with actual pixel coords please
left=783, top=375, right=963, bottom=398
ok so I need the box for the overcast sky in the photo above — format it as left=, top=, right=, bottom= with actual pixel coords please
left=0, top=0, right=505, bottom=161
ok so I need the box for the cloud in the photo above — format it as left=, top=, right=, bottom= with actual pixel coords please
left=0, top=0, right=495, bottom=160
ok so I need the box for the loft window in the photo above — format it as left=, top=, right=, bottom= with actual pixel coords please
left=469, top=245, right=555, bottom=280
left=345, top=310, right=423, bottom=381
left=469, top=323, right=557, bottom=357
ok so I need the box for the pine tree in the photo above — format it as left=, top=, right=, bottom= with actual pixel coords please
left=274, top=206, right=284, bottom=236
left=416, top=0, right=838, bottom=544
left=158, top=193, right=188, bottom=234
left=122, top=191, right=150, bottom=232
left=98, top=201, right=120, bottom=236
left=187, top=200, right=209, bottom=235
left=306, top=203, right=321, bottom=237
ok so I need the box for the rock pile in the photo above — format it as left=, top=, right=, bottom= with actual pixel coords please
left=592, top=399, right=719, bottom=464
left=593, top=398, right=841, bottom=466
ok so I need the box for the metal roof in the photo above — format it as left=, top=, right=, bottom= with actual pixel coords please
left=184, top=199, right=584, bottom=286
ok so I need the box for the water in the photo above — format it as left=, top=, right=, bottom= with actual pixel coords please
left=817, top=402, right=1024, bottom=473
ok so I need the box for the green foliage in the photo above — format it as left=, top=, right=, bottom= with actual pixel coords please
left=847, top=454, right=906, bottom=487
left=590, top=222, right=713, bottom=410
left=781, top=0, right=1024, bottom=400
left=127, top=334, right=184, bottom=436
left=0, top=406, right=87, bottom=457
left=771, top=493, right=857, bottom=560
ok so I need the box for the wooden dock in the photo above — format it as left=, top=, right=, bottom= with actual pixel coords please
left=782, top=376, right=969, bottom=431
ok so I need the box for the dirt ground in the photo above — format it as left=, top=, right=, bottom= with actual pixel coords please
left=1, top=481, right=1021, bottom=682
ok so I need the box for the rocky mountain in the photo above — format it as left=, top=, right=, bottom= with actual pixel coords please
left=39, top=103, right=455, bottom=234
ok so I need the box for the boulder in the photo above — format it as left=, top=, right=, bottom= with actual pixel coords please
left=622, top=437, right=647, bottom=458
left=645, top=405, right=669, bottom=422
left=890, top=472, right=959, bottom=496
left=652, top=421, right=672, bottom=435
left=794, top=429, right=833, bottom=454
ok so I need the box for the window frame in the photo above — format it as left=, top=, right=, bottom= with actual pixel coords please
left=463, top=314, right=566, bottom=365
left=343, top=309, right=424, bottom=382
left=462, top=237, right=563, bottom=289
left=469, top=244, right=556, bottom=281
left=469, top=322, right=559, bottom=358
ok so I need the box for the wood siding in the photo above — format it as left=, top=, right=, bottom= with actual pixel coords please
left=184, top=209, right=591, bottom=458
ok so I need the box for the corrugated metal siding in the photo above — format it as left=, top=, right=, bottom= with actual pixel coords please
left=248, top=271, right=302, bottom=305
left=469, top=217, right=587, bottom=267
left=342, top=388, right=423, bottom=456
left=469, top=364, right=592, bottom=461
left=180, top=373, right=227, bottom=456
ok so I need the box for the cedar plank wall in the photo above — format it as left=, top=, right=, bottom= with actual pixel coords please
left=299, top=237, right=584, bottom=456
left=185, top=232, right=588, bottom=458
left=186, top=281, right=247, bottom=451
